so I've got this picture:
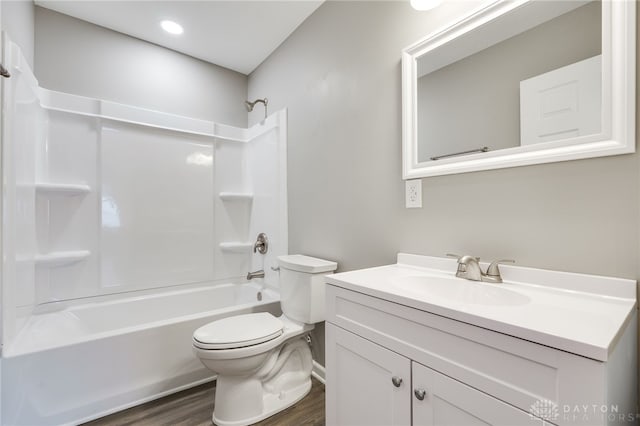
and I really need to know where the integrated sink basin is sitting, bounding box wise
[391,275,531,306]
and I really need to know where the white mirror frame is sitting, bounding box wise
[402,0,635,179]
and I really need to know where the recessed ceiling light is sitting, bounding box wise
[410,0,442,11]
[160,20,183,35]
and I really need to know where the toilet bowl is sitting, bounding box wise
[193,254,337,426]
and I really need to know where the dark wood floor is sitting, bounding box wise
[84,378,325,426]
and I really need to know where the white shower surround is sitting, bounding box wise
[1,35,288,425]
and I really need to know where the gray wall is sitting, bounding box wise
[418,2,601,160]
[248,1,639,365]
[2,0,35,69]
[34,7,247,126]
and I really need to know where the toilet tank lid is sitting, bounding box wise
[278,254,337,273]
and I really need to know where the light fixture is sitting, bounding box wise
[410,0,442,11]
[160,20,183,35]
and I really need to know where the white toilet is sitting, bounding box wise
[192,254,337,426]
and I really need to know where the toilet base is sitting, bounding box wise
[209,337,314,426]
[212,378,311,426]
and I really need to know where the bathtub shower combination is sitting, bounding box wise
[1,36,288,425]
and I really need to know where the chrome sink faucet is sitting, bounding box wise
[454,255,484,281]
[447,254,514,284]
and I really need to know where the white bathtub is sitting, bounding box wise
[1,282,281,426]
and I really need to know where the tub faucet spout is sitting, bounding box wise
[247,270,265,280]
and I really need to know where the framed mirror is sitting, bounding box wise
[402,0,635,179]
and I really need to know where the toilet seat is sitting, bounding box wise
[193,312,283,350]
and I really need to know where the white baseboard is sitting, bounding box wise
[311,360,325,385]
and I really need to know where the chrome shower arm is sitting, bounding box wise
[245,98,268,120]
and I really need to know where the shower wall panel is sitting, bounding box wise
[35,110,99,304]
[1,36,40,348]
[11,73,38,310]
[100,123,215,292]
[247,115,288,287]
[214,140,251,280]
[29,97,287,304]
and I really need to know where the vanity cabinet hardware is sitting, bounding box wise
[413,389,426,401]
[391,376,403,387]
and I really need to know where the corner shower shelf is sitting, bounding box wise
[219,242,253,253]
[219,192,254,202]
[36,182,91,196]
[35,250,91,268]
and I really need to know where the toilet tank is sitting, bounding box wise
[278,255,338,324]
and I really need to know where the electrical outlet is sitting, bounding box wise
[405,179,422,208]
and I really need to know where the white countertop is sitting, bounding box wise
[325,253,637,362]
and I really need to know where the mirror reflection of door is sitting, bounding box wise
[520,55,601,146]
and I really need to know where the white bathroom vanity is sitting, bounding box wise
[325,254,637,426]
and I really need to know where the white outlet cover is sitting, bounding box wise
[405,179,422,208]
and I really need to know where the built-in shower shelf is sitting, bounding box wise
[219,242,253,253]
[35,250,90,267]
[36,182,91,196]
[219,192,254,202]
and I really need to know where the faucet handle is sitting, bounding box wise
[447,254,469,271]
[486,259,515,279]
[253,233,269,254]
[448,253,481,263]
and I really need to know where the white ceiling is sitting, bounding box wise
[35,0,323,75]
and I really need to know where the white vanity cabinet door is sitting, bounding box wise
[412,362,545,426]
[326,323,412,426]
